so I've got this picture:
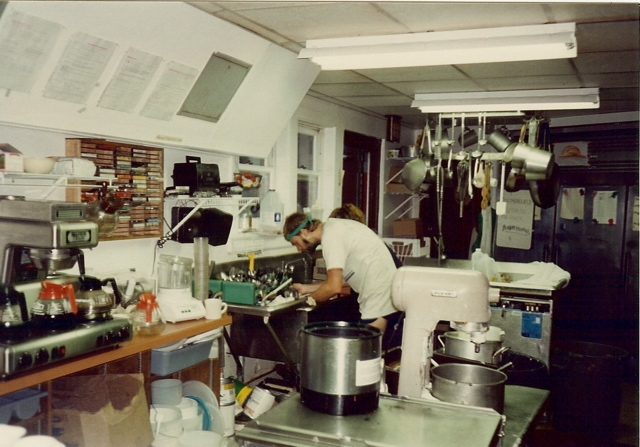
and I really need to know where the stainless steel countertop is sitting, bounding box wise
[235,385,549,447]
[227,297,310,317]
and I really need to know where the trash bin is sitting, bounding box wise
[551,341,628,438]
[500,350,549,390]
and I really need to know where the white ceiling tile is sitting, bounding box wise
[231,3,407,42]
[575,51,639,74]
[377,2,550,32]
[577,21,640,52]
[480,75,582,90]
[314,71,374,84]
[310,82,402,97]
[336,95,413,107]
[387,79,483,95]
[359,66,467,83]
[582,73,640,89]
[188,1,639,125]
[458,59,576,79]
[548,3,638,23]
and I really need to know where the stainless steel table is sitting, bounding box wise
[235,385,549,447]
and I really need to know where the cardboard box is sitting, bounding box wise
[393,218,423,239]
[0,143,24,172]
[385,183,414,194]
[51,374,153,447]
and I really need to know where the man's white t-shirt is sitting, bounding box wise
[321,218,399,320]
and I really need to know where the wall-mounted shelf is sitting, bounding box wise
[65,138,164,241]
[165,196,259,216]
[0,172,116,200]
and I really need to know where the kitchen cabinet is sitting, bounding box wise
[2,316,231,436]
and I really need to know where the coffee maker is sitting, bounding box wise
[0,197,135,379]
[0,196,99,284]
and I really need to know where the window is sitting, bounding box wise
[297,126,321,213]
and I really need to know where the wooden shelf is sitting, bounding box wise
[0,315,231,396]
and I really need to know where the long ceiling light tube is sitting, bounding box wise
[412,88,600,113]
[298,23,576,70]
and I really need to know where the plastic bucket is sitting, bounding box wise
[551,341,628,437]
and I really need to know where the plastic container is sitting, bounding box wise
[0,388,48,422]
[151,379,183,406]
[149,405,183,437]
[259,189,284,232]
[178,430,222,447]
[551,341,628,438]
[151,339,214,376]
[311,200,323,221]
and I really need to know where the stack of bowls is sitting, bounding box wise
[176,397,203,432]
[150,405,182,437]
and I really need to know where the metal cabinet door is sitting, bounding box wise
[553,185,627,342]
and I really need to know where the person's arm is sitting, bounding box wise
[292,268,345,303]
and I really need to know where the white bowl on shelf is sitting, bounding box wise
[23,158,55,174]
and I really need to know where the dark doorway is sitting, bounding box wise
[343,131,381,231]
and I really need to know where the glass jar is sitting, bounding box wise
[132,293,165,336]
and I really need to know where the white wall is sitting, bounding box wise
[0,92,413,283]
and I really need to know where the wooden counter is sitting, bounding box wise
[1,315,232,396]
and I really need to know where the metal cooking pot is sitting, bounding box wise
[431,363,507,413]
[399,145,419,158]
[300,321,382,416]
[439,326,509,365]
[529,162,560,209]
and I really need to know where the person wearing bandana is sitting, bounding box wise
[283,212,402,351]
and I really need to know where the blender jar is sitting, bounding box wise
[157,255,193,289]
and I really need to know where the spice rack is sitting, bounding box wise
[65,138,164,240]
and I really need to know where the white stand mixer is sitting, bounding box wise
[391,266,500,398]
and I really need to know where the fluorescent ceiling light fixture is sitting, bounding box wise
[298,23,576,70]
[412,88,600,113]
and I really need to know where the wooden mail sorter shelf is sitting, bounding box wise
[65,138,164,240]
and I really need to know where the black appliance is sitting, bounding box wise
[172,156,220,196]
[170,207,233,246]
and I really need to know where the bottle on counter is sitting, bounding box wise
[311,199,323,221]
[260,189,284,232]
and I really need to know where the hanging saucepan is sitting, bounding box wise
[529,122,560,208]
[486,127,513,152]
[530,162,560,208]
